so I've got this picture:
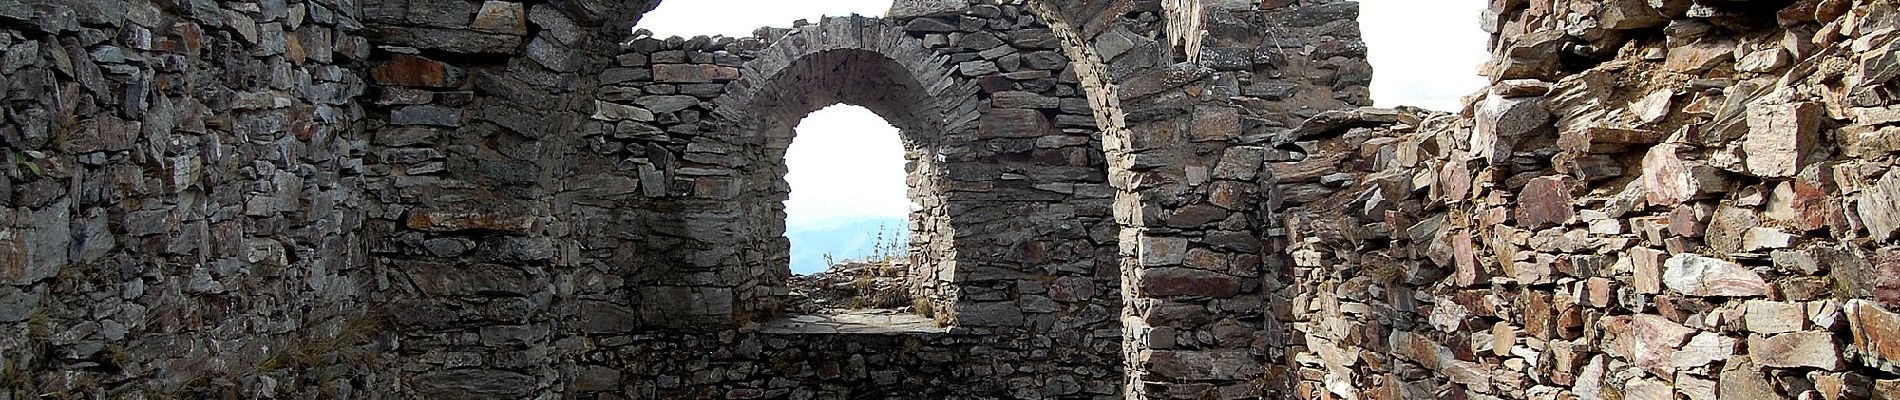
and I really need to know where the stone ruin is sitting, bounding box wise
[0,0,1898,398]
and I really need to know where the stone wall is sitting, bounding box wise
[0,0,387,396]
[1268,0,1900,398]
[1024,0,1374,397]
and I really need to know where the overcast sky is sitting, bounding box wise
[635,0,1489,228]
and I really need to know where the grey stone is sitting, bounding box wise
[480,237,555,264]
[390,105,463,126]
[902,17,958,33]
[954,301,1024,327]
[958,60,999,76]
[423,238,475,257]
[992,91,1059,109]
[888,0,968,19]
[412,370,535,399]
[635,95,698,114]
[592,101,655,122]
[576,300,638,333]
[524,37,577,72]
[409,263,538,296]
[639,287,731,328]
[0,286,39,323]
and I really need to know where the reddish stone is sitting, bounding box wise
[373,54,462,88]
[1557,126,1664,154]
[1585,277,1614,307]
[1846,300,1900,372]
[1644,143,1726,205]
[1750,331,1844,370]
[406,211,535,233]
[979,108,1054,138]
[1440,159,1473,202]
[1525,291,1555,340]
[1478,207,1510,227]
[1744,102,1822,177]
[1452,230,1486,287]
[1631,247,1666,294]
[1668,204,1709,238]
[1517,175,1576,229]
[1140,268,1241,298]
[1631,314,1695,377]
[1878,249,1900,307]
[1190,107,1240,142]
[1789,180,1834,231]
[1557,305,1586,340]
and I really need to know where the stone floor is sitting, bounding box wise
[759,310,945,334]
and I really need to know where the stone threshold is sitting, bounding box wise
[758,309,946,334]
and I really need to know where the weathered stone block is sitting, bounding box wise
[1599,0,1668,29]
[3,202,69,286]
[1859,172,1900,242]
[1744,102,1821,178]
[1138,235,1188,267]
[1144,350,1260,381]
[412,369,534,399]
[639,286,732,328]
[1750,331,1844,370]
[470,1,527,35]
[390,104,464,126]
[979,108,1054,138]
[1140,268,1241,298]
[1846,300,1900,373]
[1472,95,1550,164]
[1644,143,1727,205]
[954,300,1024,327]
[407,262,538,296]
[1517,175,1575,229]
[592,101,654,122]
[407,210,535,233]
[1662,253,1769,297]
[888,0,968,19]
[1744,300,1806,334]
[0,285,39,323]
[652,64,739,83]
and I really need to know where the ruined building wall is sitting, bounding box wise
[1025,0,1374,397]
[1272,0,1900,399]
[0,0,392,396]
[0,0,1419,398]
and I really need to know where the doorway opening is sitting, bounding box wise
[780,105,918,316]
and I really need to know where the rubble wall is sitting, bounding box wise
[1273,0,1900,398]
[1025,0,1374,397]
[0,0,390,396]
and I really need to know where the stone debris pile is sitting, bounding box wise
[1273,0,1900,398]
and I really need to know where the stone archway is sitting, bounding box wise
[705,17,984,325]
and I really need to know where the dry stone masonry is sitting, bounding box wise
[1,0,1896,399]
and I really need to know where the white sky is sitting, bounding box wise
[1358,0,1490,111]
[780,105,911,227]
[635,0,1489,227]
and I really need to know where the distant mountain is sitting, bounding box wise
[786,216,907,275]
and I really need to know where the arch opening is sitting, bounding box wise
[724,47,963,330]
[780,105,917,315]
